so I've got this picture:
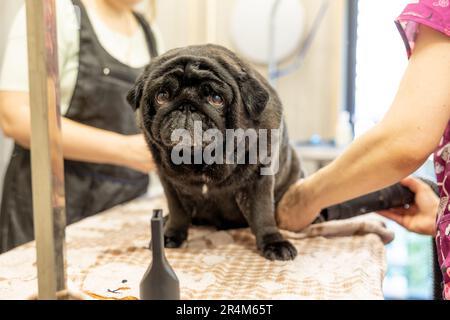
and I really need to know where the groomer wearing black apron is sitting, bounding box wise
[0,0,158,253]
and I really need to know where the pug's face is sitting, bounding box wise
[134,58,231,149]
[127,45,274,181]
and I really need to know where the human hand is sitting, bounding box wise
[118,134,155,173]
[276,179,322,232]
[377,177,439,236]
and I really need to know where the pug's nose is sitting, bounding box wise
[178,104,196,112]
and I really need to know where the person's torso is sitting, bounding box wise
[67,0,156,129]
[57,0,156,114]
[433,121,450,299]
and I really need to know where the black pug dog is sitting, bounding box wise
[127,44,303,261]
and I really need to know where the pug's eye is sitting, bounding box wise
[155,90,170,105]
[207,94,224,107]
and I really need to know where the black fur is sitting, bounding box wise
[128,44,303,260]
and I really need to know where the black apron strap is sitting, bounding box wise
[133,12,159,58]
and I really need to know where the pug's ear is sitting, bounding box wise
[239,76,269,119]
[127,75,146,111]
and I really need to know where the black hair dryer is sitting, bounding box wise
[318,178,439,222]
[140,209,180,300]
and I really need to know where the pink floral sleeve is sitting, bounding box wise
[395,0,450,57]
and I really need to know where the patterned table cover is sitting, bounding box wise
[0,194,393,300]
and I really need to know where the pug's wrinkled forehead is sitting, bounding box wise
[152,56,235,103]
[147,47,246,102]
[153,44,247,79]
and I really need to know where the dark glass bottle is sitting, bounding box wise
[140,209,180,300]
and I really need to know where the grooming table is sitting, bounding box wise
[0,194,393,300]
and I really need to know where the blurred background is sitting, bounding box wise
[0,0,435,299]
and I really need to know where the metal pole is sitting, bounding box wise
[25,0,67,300]
[343,0,358,134]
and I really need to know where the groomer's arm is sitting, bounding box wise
[277,25,450,231]
[0,91,153,173]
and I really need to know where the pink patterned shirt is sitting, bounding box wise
[396,0,450,300]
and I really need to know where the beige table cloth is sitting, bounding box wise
[0,194,393,300]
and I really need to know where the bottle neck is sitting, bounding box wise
[151,219,165,261]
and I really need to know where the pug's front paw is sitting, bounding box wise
[163,229,187,248]
[262,239,297,261]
